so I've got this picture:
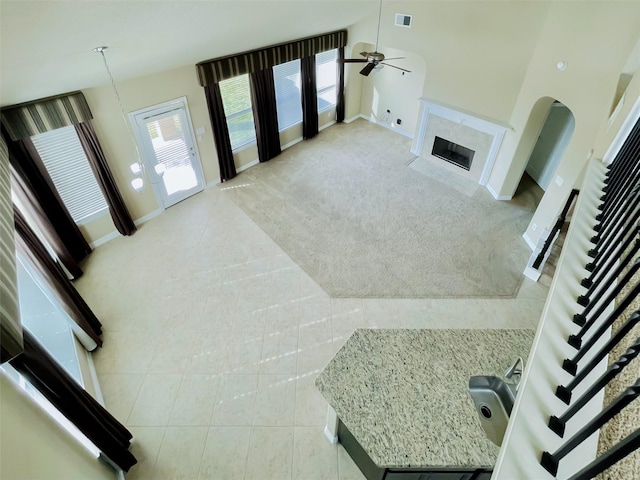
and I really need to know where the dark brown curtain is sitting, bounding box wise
[14,208,102,348]
[336,47,346,123]
[204,84,237,182]
[74,122,136,236]
[0,133,22,364]
[9,329,136,471]
[250,69,281,163]
[301,55,319,140]
[2,127,90,278]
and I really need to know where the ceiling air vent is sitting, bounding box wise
[395,13,412,28]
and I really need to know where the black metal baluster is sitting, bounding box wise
[599,121,640,216]
[597,159,640,215]
[567,428,640,480]
[587,204,640,261]
[599,123,640,202]
[557,311,640,403]
[606,140,638,178]
[592,184,640,240]
[598,157,640,213]
[581,231,640,290]
[571,259,640,338]
[585,222,640,274]
[566,282,640,354]
[542,378,640,476]
[549,338,640,436]
[586,207,640,272]
[580,237,640,304]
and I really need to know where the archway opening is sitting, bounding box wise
[512,98,575,210]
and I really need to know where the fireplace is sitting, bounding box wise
[431,136,475,171]
[411,100,508,190]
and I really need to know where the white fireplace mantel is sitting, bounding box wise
[411,99,509,187]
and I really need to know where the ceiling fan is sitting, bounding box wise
[340,0,411,77]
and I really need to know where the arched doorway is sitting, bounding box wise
[525,101,575,191]
[513,98,575,208]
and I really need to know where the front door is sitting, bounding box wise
[131,98,205,208]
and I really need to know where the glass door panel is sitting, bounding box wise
[133,100,205,209]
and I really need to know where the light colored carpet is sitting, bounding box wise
[220,119,542,298]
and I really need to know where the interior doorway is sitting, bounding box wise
[131,97,205,209]
[524,101,575,191]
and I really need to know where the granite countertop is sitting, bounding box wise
[315,329,534,469]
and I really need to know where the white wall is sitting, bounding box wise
[0,374,116,480]
[355,42,425,137]
[347,1,549,126]
[488,1,640,245]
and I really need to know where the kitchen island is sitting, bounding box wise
[315,329,534,480]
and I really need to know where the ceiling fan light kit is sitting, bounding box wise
[339,0,412,77]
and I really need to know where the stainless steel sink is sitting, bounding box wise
[468,376,516,447]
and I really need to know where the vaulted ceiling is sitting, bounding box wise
[0,0,377,107]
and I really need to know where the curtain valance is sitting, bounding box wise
[196,29,347,86]
[1,91,93,141]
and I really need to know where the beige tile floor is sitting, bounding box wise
[75,186,549,480]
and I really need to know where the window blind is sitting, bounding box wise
[273,60,302,131]
[316,49,338,112]
[219,74,257,150]
[31,126,108,224]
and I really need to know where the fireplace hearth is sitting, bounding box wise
[431,136,475,171]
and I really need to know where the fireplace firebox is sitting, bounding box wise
[431,136,475,171]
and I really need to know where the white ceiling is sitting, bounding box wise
[0,0,378,107]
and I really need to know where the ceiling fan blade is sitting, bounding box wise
[381,57,405,61]
[340,58,369,63]
[359,63,376,76]
[359,51,369,57]
[380,63,412,73]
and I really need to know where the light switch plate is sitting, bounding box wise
[196,127,205,135]
[555,176,563,186]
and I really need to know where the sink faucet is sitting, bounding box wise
[505,357,524,391]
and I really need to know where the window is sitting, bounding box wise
[0,253,99,458]
[31,126,108,224]
[219,74,257,150]
[316,49,338,112]
[273,60,302,130]
[16,255,83,384]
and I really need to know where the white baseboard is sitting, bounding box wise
[324,425,338,444]
[344,114,367,124]
[89,230,120,249]
[486,183,512,200]
[281,136,304,150]
[319,120,337,132]
[134,208,163,226]
[237,158,259,173]
[523,265,542,281]
[522,232,537,250]
[364,115,414,139]
[89,208,161,248]
[206,178,221,189]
